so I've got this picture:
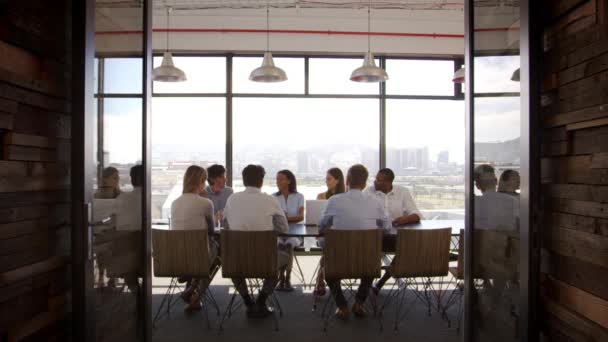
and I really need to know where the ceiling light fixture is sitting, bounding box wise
[249,4,287,82]
[452,66,465,83]
[152,6,187,82]
[350,0,388,83]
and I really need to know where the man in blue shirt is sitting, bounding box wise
[318,164,389,320]
[205,164,233,226]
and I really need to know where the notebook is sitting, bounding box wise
[305,200,327,226]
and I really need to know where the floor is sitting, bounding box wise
[151,255,462,342]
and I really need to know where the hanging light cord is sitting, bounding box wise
[166,6,171,52]
[266,3,270,52]
[367,0,371,53]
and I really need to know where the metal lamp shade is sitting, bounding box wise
[452,67,465,83]
[350,52,388,83]
[249,52,287,83]
[511,68,520,82]
[152,52,187,82]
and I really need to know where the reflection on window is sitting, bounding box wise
[153,57,226,93]
[150,98,226,220]
[233,98,379,198]
[386,60,454,96]
[474,55,520,93]
[233,57,304,94]
[103,58,143,94]
[309,58,379,95]
[386,100,465,218]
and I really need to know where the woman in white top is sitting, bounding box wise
[273,169,304,292]
[170,165,217,313]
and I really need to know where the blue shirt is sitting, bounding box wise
[273,192,305,219]
[318,189,390,232]
[205,185,233,213]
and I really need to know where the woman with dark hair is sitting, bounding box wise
[316,167,345,200]
[498,169,520,196]
[313,167,346,296]
[273,169,304,292]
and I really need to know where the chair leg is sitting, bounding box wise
[293,254,306,286]
[152,277,176,328]
[219,290,238,332]
[271,292,284,317]
[309,259,321,290]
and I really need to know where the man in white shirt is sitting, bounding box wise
[366,168,423,293]
[223,164,289,318]
[318,164,389,320]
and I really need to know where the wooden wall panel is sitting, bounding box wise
[0,0,71,340]
[542,0,608,340]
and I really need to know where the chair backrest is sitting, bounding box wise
[323,229,383,280]
[455,229,464,279]
[392,228,451,278]
[152,229,210,278]
[473,228,519,281]
[220,230,278,279]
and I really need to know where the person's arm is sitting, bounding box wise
[316,192,325,200]
[376,201,391,231]
[271,200,289,233]
[204,201,215,236]
[318,198,335,233]
[221,200,230,229]
[287,194,305,222]
[392,189,422,226]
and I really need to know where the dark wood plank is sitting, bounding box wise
[0,219,48,240]
[0,256,64,287]
[541,155,608,184]
[0,206,48,224]
[544,276,608,329]
[0,191,69,209]
[0,112,13,130]
[0,160,27,177]
[551,198,608,220]
[0,231,48,256]
[544,302,608,342]
[0,97,18,114]
[552,212,598,234]
[4,145,56,162]
[559,52,608,86]
[544,103,608,127]
[0,175,70,193]
[547,0,594,20]
[0,245,48,273]
[12,104,70,139]
[548,225,608,268]
[7,310,67,342]
[3,132,56,148]
[546,184,608,203]
[547,252,608,300]
[571,124,608,154]
[568,38,608,66]
[542,141,570,156]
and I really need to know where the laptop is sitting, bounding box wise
[305,200,327,226]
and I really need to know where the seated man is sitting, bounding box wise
[205,164,233,226]
[222,164,289,318]
[318,164,389,320]
[365,168,423,292]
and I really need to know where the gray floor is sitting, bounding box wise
[151,256,462,342]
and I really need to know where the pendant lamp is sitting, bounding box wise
[452,67,465,83]
[350,0,388,83]
[511,68,520,82]
[249,5,287,82]
[152,7,186,82]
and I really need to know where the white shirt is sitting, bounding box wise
[223,187,289,233]
[115,187,142,231]
[318,189,390,232]
[365,185,423,222]
[170,193,214,231]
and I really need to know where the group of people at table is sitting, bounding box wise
[167,163,422,320]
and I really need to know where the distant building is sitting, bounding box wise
[438,150,449,165]
[297,151,310,173]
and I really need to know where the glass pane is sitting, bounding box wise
[309,58,379,95]
[474,55,520,93]
[386,100,465,219]
[233,56,304,94]
[151,97,226,221]
[94,58,99,93]
[472,1,521,341]
[233,98,379,197]
[103,58,143,94]
[102,98,143,168]
[153,56,226,93]
[386,60,454,96]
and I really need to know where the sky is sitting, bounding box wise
[96,55,520,166]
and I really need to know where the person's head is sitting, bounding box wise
[498,169,520,193]
[474,164,497,193]
[374,168,395,193]
[207,164,227,188]
[346,164,369,190]
[101,167,119,189]
[183,165,207,194]
[130,165,144,188]
[325,167,345,198]
[276,169,297,194]
[242,164,265,188]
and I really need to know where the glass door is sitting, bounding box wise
[465,0,538,341]
[72,0,152,340]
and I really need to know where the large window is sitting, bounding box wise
[233,98,379,197]
[386,100,465,218]
[95,55,464,221]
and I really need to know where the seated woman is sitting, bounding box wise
[273,169,304,292]
[170,165,218,313]
[94,166,121,289]
[314,168,345,296]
